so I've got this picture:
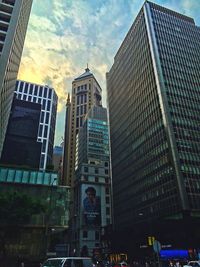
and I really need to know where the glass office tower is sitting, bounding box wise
[107,1,200,255]
[15,80,58,170]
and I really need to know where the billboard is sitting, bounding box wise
[81,184,101,227]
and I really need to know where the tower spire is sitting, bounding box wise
[85,63,90,72]
[66,93,70,105]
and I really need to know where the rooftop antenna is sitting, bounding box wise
[85,62,89,72]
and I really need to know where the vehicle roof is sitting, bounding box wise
[47,257,92,260]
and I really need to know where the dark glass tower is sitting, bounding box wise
[1,98,42,168]
[107,1,200,256]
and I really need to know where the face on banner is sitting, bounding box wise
[82,185,101,227]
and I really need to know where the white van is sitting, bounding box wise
[42,257,94,267]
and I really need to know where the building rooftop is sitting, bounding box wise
[74,67,94,81]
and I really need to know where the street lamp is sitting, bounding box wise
[44,177,57,256]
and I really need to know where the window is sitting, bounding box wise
[106,207,110,215]
[105,187,109,194]
[48,89,52,99]
[95,231,99,240]
[43,87,47,97]
[29,84,33,94]
[106,196,110,204]
[105,162,109,167]
[105,169,109,174]
[24,83,28,93]
[83,231,88,238]
[84,167,88,172]
[47,100,51,111]
[95,168,98,174]
[38,86,42,96]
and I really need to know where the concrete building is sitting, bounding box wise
[63,67,102,186]
[0,0,33,157]
[15,80,58,171]
[107,1,200,258]
[71,106,112,257]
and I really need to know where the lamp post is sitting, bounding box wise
[44,177,57,257]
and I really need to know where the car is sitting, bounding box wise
[41,257,94,267]
[183,261,200,267]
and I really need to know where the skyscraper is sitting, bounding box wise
[107,1,200,255]
[63,67,102,186]
[0,0,33,157]
[72,106,112,256]
[15,80,58,170]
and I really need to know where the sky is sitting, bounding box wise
[18,0,200,146]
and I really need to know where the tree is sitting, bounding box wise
[0,191,46,259]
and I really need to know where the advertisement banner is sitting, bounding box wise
[81,184,101,227]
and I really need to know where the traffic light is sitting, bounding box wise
[148,236,155,246]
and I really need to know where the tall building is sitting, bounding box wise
[0,0,33,157]
[1,98,42,168]
[71,106,112,257]
[107,1,200,256]
[63,67,102,186]
[62,94,71,185]
[15,80,58,170]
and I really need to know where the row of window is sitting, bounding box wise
[16,81,52,99]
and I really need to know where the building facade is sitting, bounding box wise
[0,165,70,259]
[1,98,42,169]
[71,106,112,257]
[63,67,102,186]
[15,80,58,170]
[0,0,33,157]
[107,1,200,256]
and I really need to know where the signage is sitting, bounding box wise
[153,240,161,253]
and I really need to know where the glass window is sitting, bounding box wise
[42,140,46,152]
[28,96,32,101]
[84,167,88,172]
[29,84,33,94]
[83,231,88,238]
[44,126,48,137]
[77,95,80,105]
[48,89,52,99]
[95,231,99,240]
[38,125,43,137]
[47,100,51,111]
[22,171,29,183]
[43,99,46,109]
[19,81,24,91]
[36,172,43,184]
[34,85,38,96]
[7,169,15,182]
[43,87,48,98]
[38,86,42,96]
[45,113,49,124]
[76,118,79,128]
[76,106,79,116]
[29,172,37,184]
[24,83,28,94]
[0,168,7,181]
[15,170,22,183]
